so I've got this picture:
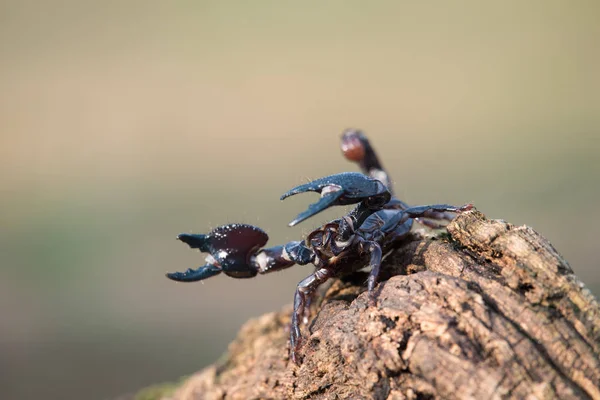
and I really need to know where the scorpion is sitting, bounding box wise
[166,129,472,364]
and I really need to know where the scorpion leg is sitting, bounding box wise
[417,210,456,224]
[360,240,383,306]
[380,203,472,234]
[402,204,473,220]
[377,203,472,235]
[303,290,315,325]
[414,218,448,230]
[290,268,333,365]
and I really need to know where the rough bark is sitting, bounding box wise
[161,211,600,400]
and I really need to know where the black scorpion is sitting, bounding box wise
[166,129,472,364]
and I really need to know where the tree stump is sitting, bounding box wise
[162,211,600,400]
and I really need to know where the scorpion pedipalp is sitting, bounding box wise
[166,224,269,281]
[281,172,391,226]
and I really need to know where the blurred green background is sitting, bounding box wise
[1,1,598,399]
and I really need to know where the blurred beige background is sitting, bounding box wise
[1,1,599,399]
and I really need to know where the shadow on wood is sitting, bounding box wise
[159,211,600,400]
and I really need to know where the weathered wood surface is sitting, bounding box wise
[163,211,600,400]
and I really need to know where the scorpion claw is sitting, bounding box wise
[166,264,221,282]
[281,172,391,226]
[287,190,344,226]
[177,233,210,250]
[167,224,269,281]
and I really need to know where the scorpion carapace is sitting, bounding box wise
[167,129,473,364]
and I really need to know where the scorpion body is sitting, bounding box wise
[167,130,472,364]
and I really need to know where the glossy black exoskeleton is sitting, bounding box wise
[166,129,473,364]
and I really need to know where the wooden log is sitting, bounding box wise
[162,211,600,400]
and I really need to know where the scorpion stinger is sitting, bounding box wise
[281,172,391,226]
